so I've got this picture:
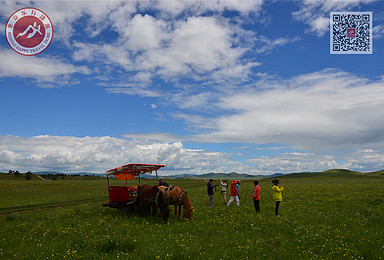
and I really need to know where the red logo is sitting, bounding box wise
[5,7,53,56]
[347,28,356,38]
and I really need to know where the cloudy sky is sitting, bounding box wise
[1,0,384,175]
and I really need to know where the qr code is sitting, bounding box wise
[330,12,372,54]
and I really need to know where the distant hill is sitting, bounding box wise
[30,171,270,179]
[4,168,380,180]
[321,169,365,177]
[181,172,264,180]
[279,169,382,178]
[269,173,284,178]
[33,171,63,175]
[33,171,102,176]
[366,170,384,177]
[165,169,383,179]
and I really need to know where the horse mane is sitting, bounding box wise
[181,191,192,209]
[171,186,192,210]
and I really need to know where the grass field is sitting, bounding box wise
[1,173,383,259]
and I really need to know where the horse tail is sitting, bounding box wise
[156,189,170,220]
[155,189,160,206]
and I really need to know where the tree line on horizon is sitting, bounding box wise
[5,170,96,181]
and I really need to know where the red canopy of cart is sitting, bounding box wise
[106,163,165,180]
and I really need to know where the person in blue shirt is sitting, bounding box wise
[207,179,218,207]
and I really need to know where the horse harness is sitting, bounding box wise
[165,185,175,199]
[164,186,187,206]
[141,187,164,207]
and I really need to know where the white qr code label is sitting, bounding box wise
[330,12,372,54]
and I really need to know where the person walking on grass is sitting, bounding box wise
[220,179,228,204]
[272,179,285,216]
[207,179,218,207]
[227,180,240,207]
[252,180,260,212]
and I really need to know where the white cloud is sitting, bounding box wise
[0,0,294,93]
[255,146,288,151]
[1,1,383,176]
[0,48,90,84]
[246,152,350,175]
[0,135,234,175]
[136,16,253,79]
[166,17,243,73]
[43,1,130,44]
[123,132,182,143]
[173,92,214,109]
[234,146,249,149]
[373,24,384,39]
[2,134,383,175]
[122,14,167,52]
[71,14,260,93]
[102,81,162,97]
[140,0,264,17]
[293,0,375,36]
[245,149,384,175]
[0,0,131,45]
[172,113,216,131]
[347,149,384,170]
[166,69,384,152]
[255,36,301,54]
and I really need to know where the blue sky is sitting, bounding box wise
[1,0,384,175]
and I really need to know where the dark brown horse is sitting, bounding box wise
[158,185,194,220]
[137,184,169,223]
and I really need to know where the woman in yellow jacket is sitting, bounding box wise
[272,179,285,216]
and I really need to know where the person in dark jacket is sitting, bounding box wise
[158,177,169,187]
[207,179,218,207]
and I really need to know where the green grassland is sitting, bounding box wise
[1,172,383,259]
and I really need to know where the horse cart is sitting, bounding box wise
[102,163,170,223]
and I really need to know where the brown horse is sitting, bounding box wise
[158,185,194,220]
[137,184,169,223]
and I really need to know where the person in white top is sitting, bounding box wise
[220,180,228,204]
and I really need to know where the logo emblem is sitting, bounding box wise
[347,28,356,38]
[5,7,53,56]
